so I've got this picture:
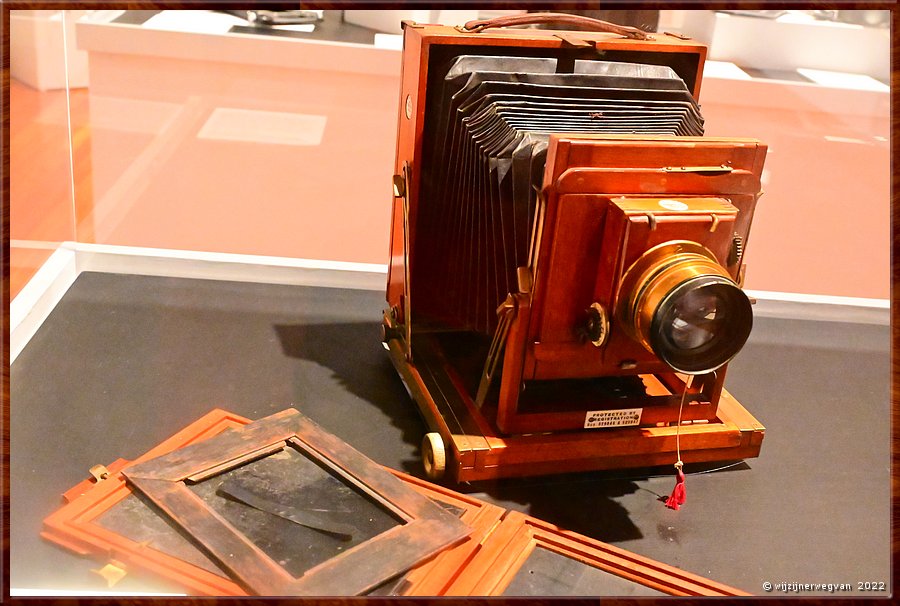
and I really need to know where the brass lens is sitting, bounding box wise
[619,242,752,374]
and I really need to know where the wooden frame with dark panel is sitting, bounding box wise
[42,409,249,596]
[121,408,471,596]
[43,410,505,596]
[446,509,749,596]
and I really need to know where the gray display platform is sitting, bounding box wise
[9,272,891,596]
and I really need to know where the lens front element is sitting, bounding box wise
[651,276,752,373]
[618,241,752,374]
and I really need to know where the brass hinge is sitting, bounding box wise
[392,173,406,198]
[663,165,733,175]
[89,464,110,482]
[555,32,592,47]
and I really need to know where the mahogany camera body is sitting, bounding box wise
[382,15,767,483]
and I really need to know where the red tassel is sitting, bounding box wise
[665,462,686,510]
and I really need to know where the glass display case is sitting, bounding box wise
[6,8,891,598]
[10,9,889,303]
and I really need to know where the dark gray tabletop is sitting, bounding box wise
[9,272,891,596]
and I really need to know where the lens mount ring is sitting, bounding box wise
[617,240,752,374]
[617,241,721,341]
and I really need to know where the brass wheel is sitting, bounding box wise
[421,432,446,480]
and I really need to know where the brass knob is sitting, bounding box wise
[585,302,609,347]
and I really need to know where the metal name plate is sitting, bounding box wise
[584,408,643,429]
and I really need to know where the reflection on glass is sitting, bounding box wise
[9,10,79,299]
[668,288,723,351]
[67,9,399,265]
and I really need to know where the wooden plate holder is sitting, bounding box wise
[43,409,748,596]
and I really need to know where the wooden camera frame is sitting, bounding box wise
[382,16,766,483]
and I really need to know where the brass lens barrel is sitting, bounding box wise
[619,241,752,374]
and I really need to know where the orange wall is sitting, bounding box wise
[79,51,399,264]
[700,78,889,299]
[55,38,890,301]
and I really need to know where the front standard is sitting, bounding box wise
[382,13,767,482]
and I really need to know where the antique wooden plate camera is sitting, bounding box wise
[383,14,767,482]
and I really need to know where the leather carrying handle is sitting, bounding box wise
[463,12,652,40]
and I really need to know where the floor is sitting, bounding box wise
[9,272,891,595]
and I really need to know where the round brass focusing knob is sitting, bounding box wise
[585,302,609,347]
[618,241,752,374]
